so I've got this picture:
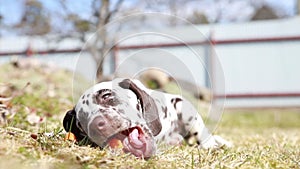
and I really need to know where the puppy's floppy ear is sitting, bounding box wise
[63,108,87,142]
[119,79,162,136]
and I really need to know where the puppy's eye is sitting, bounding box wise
[102,93,112,99]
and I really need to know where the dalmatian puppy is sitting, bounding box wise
[63,78,231,158]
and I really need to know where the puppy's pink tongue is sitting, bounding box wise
[122,128,155,158]
[128,129,144,148]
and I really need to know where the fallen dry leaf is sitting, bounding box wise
[30,133,38,140]
[26,113,44,125]
[65,132,76,141]
[108,138,123,149]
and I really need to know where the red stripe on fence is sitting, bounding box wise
[214,92,300,99]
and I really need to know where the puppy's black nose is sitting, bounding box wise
[91,116,107,130]
[97,120,106,127]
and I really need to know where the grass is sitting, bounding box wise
[0,63,300,169]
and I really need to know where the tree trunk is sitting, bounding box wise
[96,65,103,81]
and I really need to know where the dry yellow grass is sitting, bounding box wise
[0,63,299,169]
[1,119,299,169]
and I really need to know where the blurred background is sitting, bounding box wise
[0,0,300,109]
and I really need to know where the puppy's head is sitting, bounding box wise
[63,78,162,158]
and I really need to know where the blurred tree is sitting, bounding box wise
[142,0,192,26]
[251,5,279,20]
[298,0,300,15]
[15,0,51,35]
[59,0,125,80]
[187,11,209,24]
[0,14,2,36]
[66,14,91,33]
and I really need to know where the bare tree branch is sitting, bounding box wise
[109,0,125,18]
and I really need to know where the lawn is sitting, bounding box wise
[0,63,299,169]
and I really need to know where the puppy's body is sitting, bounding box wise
[63,78,230,158]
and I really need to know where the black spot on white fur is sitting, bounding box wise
[171,97,182,109]
[162,106,168,118]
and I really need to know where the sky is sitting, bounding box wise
[0,0,298,34]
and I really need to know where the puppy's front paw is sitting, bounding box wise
[214,135,233,148]
[200,135,232,149]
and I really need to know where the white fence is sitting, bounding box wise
[1,17,300,108]
[114,17,300,108]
